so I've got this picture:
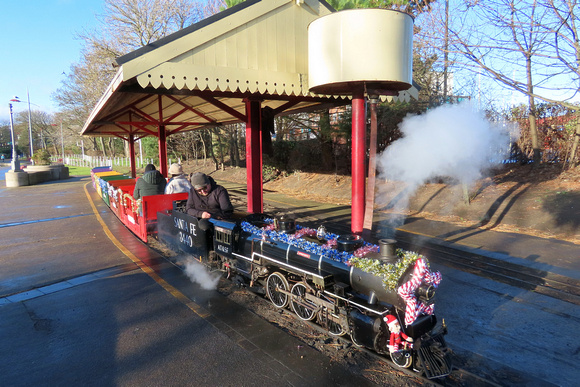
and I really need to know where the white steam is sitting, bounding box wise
[377,103,516,228]
[183,258,221,290]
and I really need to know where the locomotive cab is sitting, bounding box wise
[211,219,238,258]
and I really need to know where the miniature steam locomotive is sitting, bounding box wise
[157,203,452,379]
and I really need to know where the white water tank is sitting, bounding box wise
[308,9,414,95]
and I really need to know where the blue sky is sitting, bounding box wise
[0,0,104,122]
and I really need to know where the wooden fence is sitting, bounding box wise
[51,155,158,169]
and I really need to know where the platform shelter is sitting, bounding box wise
[81,0,417,233]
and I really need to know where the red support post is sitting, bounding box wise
[157,95,168,177]
[158,124,168,177]
[362,97,378,239]
[129,133,136,178]
[244,99,263,213]
[351,88,366,235]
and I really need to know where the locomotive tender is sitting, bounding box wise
[157,202,452,379]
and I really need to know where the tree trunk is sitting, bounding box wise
[99,137,107,157]
[200,131,207,165]
[124,140,130,157]
[320,110,334,170]
[261,107,274,157]
[89,138,98,153]
[229,129,237,167]
[275,117,287,141]
[107,138,115,157]
[526,57,541,166]
[209,130,219,170]
[569,116,580,168]
[215,128,225,166]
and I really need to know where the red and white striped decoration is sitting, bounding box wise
[397,258,442,326]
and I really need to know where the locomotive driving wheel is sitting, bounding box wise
[266,272,289,308]
[390,350,413,368]
[290,282,317,320]
[327,319,347,336]
[350,332,365,348]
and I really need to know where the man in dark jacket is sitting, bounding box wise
[133,164,167,200]
[186,172,233,219]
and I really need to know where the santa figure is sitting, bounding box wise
[384,314,413,353]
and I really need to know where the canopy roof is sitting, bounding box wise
[81,0,417,139]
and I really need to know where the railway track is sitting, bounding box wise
[392,231,580,306]
[290,207,580,307]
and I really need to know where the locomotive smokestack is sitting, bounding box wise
[379,239,398,264]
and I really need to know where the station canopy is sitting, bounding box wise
[81,0,417,141]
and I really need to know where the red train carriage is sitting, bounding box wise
[91,167,187,242]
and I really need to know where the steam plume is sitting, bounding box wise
[376,103,516,229]
[184,258,221,290]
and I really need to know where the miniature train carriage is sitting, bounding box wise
[157,208,452,379]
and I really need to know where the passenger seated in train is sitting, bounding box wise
[164,163,192,194]
[186,172,233,220]
[133,164,167,200]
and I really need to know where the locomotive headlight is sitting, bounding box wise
[416,284,435,302]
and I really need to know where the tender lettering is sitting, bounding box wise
[179,231,193,247]
[173,217,197,236]
[174,217,188,232]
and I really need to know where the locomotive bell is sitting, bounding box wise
[274,215,296,233]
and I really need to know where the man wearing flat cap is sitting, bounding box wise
[186,172,233,220]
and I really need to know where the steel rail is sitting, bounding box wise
[393,232,580,306]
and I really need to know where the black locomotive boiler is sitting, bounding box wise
[157,204,452,379]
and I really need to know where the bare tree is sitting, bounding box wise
[540,0,580,106]
[99,0,202,50]
[53,0,204,151]
[543,0,580,166]
[418,0,570,165]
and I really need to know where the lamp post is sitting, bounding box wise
[60,121,64,161]
[10,93,35,159]
[8,102,20,171]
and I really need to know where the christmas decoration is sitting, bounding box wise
[384,314,413,353]
[240,220,379,264]
[397,258,442,326]
[349,251,422,290]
